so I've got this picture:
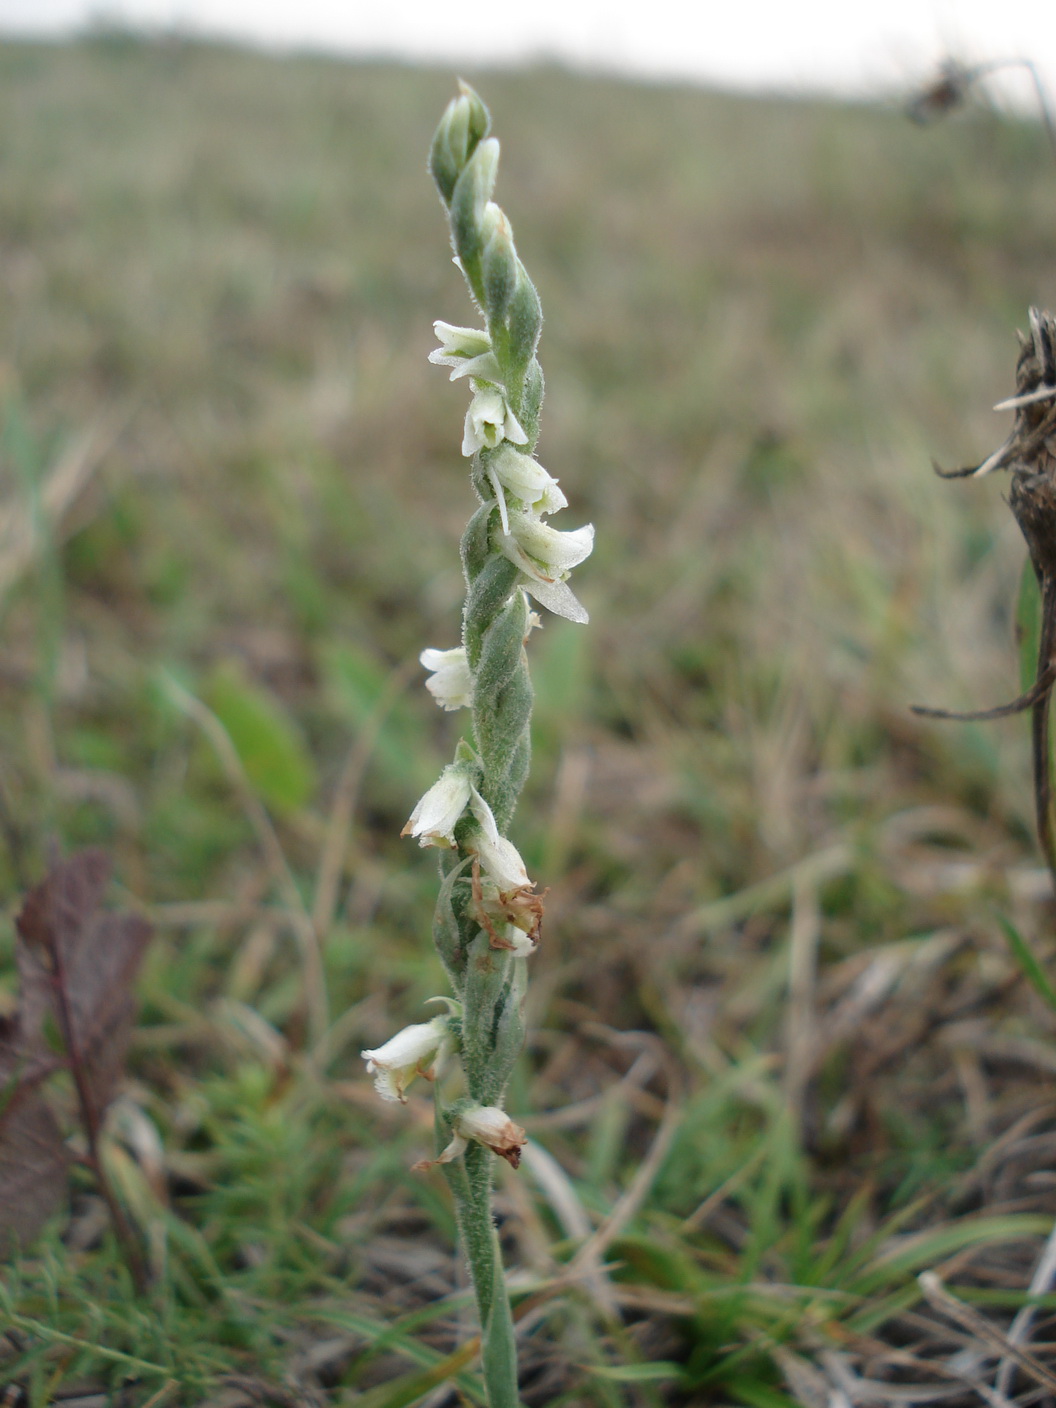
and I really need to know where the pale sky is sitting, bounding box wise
[1,0,1055,106]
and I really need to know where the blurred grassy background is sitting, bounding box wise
[3,32,1056,1406]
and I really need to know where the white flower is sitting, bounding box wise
[463,382,528,457]
[402,764,473,848]
[496,511,594,623]
[361,1009,456,1103]
[468,787,531,892]
[490,447,567,515]
[421,646,473,711]
[485,446,567,533]
[429,321,503,384]
[502,511,595,579]
[417,1103,528,1170]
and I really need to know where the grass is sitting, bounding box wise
[2,29,1056,1406]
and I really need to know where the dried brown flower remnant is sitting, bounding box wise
[906,56,1056,167]
[907,59,976,124]
[914,308,1056,886]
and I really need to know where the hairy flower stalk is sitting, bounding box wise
[363,85,591,1406]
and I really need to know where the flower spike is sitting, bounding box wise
[380,84,593,1405]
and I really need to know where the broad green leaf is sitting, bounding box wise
[206,661,316,816]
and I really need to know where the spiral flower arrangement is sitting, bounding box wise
[361,84,592,1405]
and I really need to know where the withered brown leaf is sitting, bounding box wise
[16,848,151,1112]
[0,849,152,1256]
[0,1026,69,1254]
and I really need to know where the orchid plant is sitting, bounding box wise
[361,84,592,1405]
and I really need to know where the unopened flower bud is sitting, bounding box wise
[429,85,491,204]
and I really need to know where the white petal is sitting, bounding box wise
[503,404,529,446]
[468,788,532,890]
[463,386,506,456]
[402,765,473,848]
[361,1018,445,1071]
[432,321,491,358]
[447,350,504,383]
[420,647,473,711]
[509,512,594,573]
[361,1015,449,1103]
[496,530,593,620]
[468,787,501,844]
[488,447,568,517]
[485,462,511,535]
[523,576,590,624]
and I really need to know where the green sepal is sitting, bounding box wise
[459,84,492,157]
[501,734,531,830]
[450,142,498,303]
[429,111,466,207]
[461,501,496,585]
[469,454,493,509]
[483,224,518,325]
[518,360,545,447]
[434,853,474,991]
[506,274,543,378]
[462,935,527,1106]
[477,665,533,829]
[464,555,521,668]
[476,589,529,702]
[474,594,533,821]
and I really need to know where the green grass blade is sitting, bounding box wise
[998,916,1056,1014]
